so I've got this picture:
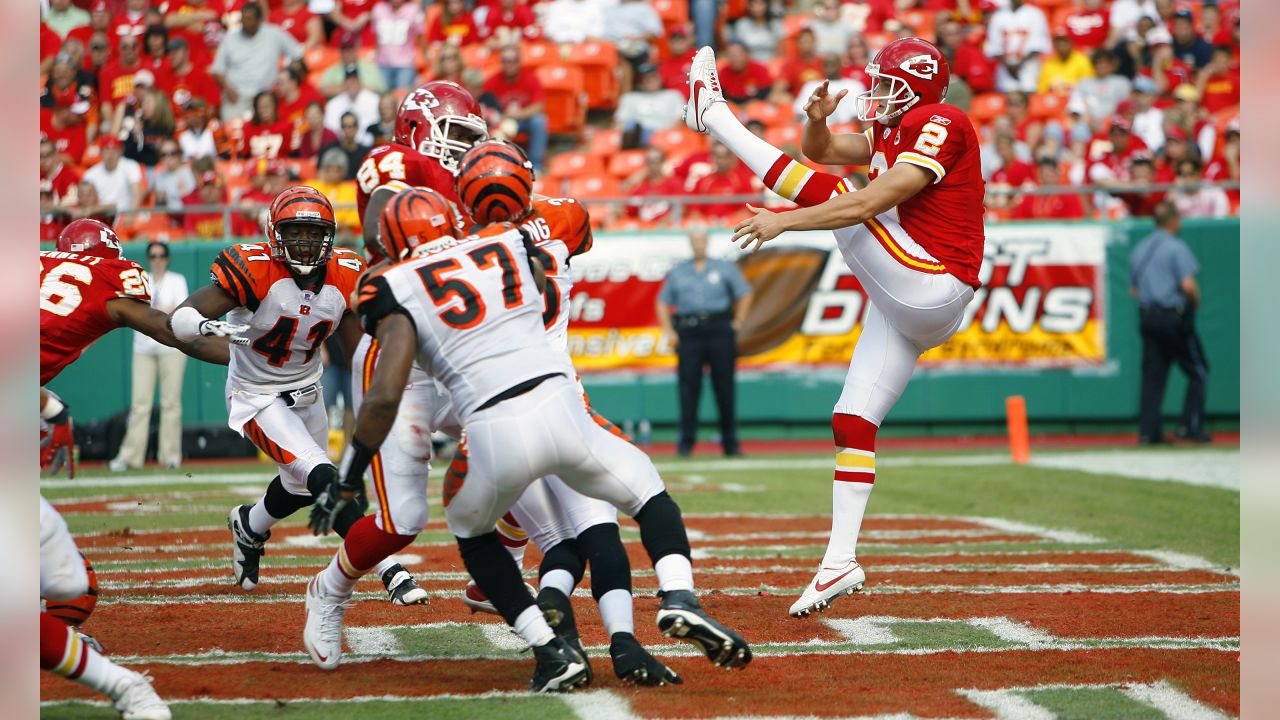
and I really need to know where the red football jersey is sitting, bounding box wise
[354,143,462,226]
[40,251,152,384]
[866,102,985,287]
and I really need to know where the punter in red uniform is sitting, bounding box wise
[685,38,986,617]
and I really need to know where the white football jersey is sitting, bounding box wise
[358,227,573,421]
[211,243,365,393]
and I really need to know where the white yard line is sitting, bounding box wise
[563,691,640,720]
[1121,681,1233,720]
[344,627,401,655]
[1029,450,1240,491]
[956,689,1057,720]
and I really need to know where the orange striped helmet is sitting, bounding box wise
[456,140,535,225]
[380,187,464,262]
[267,185,336,274]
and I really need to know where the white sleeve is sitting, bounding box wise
[1027,9,1052,54]
[984,15,1005,57]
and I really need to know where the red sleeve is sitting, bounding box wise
[896,105,969,184]
[523,72,544,104]
[519,6,541,39]
[426,17,445,43]
[102,259,153,304]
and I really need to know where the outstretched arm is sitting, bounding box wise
[108,297,234,365]
[167,284,249,349]
[731,163,933,252]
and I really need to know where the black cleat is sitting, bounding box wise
[529,635,591,693]
[609,631,682,686]
[656,589,752,669]
[228,505,268,591]
[381,563,429,605]
[537,587,592,685]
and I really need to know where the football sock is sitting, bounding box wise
[703,101,850,208]
[458,531,538,626]
[540,568,576,598]
[538,538,585,588]
[497,511,529,568]
[598,589,635,636]
[321,515,415,596]
[578,523,632,599]
[514,605,556,648]
[823,413,878,567]
[250,476,311,536]
[653,554,695,593]
[40,612,132,696]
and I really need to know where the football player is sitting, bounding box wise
[323,186,750,692]
[451,141,681,686]
[168,187,426,604]
[684,39,985,616]
[39,219,245,719]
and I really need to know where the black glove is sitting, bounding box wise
[308,439,375,535]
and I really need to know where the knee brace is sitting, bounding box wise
[458,532,536,626]
[633,491,691,562]
[538,538,584,584]
[263,475,314,520]
[578,523,632,600]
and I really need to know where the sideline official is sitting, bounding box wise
[1129,201,1210,444]
[657,227,753,456]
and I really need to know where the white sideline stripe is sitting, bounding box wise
[96,582,1241,605]
[822,618,899,645]
[956,689,1056,720]
[1136,550,1239,576]
[1029,450,1240,491]
[41,690,551,707]
[345,627,401,655]
[563,690,639,720]
[966,617,1056,647]
[963,516,1102,544]
[654,454,1010,472]
[480,624,528,651]
[1120,681,1233,720]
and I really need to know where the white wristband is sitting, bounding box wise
[41,395,65,421]
[170,306,209,342]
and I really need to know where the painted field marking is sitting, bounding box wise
[479,624,527,652]
[960,681,1234,720]
[1029,450,1239,491]
[562,690,639,720]
[962,517,1102,544]
[345,627,401,655]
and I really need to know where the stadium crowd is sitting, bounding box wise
[40,0,1240,241]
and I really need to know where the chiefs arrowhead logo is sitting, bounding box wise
[898,54,939,81]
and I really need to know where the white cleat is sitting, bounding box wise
[303,574,352,670]
[684,45,725,133]
[112,670,171,720]
[789,560,866,617]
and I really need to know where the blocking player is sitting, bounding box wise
[452,141,681,686]
[323,186,750,691]
[168,187,426,604]
[684,39,985,616]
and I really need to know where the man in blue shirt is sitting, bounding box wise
[1129,201,1209,444]
[657,227,754,456]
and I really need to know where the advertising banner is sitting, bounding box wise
[565,224,1108,373]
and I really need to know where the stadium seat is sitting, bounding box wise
[649,126,703,156]
[864,32,894,52]
[549,151,604,178]
[587,128,623,156]
[653,0,690,27]
[782,14,810,39]
[424,3,442,32]
[566,175,623,200]
[537,64,588,135]
[565,41,619,110]
[969,93,1008,125]
[1029,92,1070,121]
[460,44,499,77]
[743,100,793,129]
[765,124,803,149]
[900,9,935,38]
[608,150,647,178]
[521,41,562,69]
[304,46,339,76]
[532,174,564,197]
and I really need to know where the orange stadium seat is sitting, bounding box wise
[424,3,442,31]
[1029,92,1069,122]
[566,41,619,110]
[537,64,588,135]
[532,174,565,197]
[969,93,1008,125]
[608,150,647,178]
[899,9,935,38]
[864,32,894,52]
[766,124,803,149]
[649,126,702,156]
[548,151,604,178]
[653,0,690,27]
[304,46,339,75]
[783,14,810,38]
[588,128,623,156]
[743,100,792,129]
[460,44,499,76]
[566,175,623,199]
[521,41,561,69]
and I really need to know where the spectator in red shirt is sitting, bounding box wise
[773,28,824,100]
[161,36,220,114]
[427,0,480,48]
[717,41,773,104]
[987,133,1035,210]
[294,101,339,158]
[840,34,872,89]
[66,2,115,56]
[84,32,113,86]
[1062,0,1109,51]
[1119,153,1163,217]
[1012,157,1086,219]
[484,46,548,171]
[111,0,150,47]
[140,25,173,81]
[936,18,995,97]
[42,54,98,161]
[99,33,143,134]
[328,0,378,48]
[690,142,756,219]
[41,136,83,208]
[42,23,64,76]
[183,170,231,239]
[271,0,323,49]
[1196,45,1239,116]
[275,66,324,126]
[237,91,297,159]
[1155,125,1194,182]
[477,0,541,48]
[622,147,683,223]
[1203,119,1239,199]
[658,26,696,97]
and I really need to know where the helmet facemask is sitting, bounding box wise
[420,115,489,175]
[273,220,334,275]
[855,67,920,123]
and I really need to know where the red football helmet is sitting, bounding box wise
[393,81,489,175]
[56,219,123,259]
[456,140,536,225]
[855,37,950,124]
[380,187,465,261]
[266,186,336,275]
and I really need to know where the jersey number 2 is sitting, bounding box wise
[416,243,524,330]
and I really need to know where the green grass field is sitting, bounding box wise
[41,445,1239,719]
